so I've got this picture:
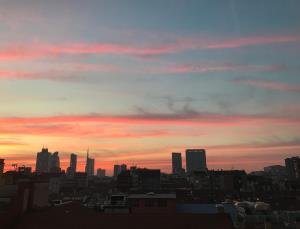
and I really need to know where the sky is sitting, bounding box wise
[0,0,300,175]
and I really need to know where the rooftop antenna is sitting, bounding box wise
[87,147,90,159]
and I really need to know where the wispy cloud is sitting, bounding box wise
[151,63,285,74]
[0,111,299,128]
[0,34,298,60]
[235,79,300,92]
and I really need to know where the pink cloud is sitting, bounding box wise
[205,35,299,49]
[0,112,299,128]
[236,79,300,92]
[153,63,285,74]
[0,34,298,60]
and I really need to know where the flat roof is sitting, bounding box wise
[128,194,176,199]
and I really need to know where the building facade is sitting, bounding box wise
[186,149,207,174]
[172,152,183,175]
[49,152,61,173]
[85,157,95,176]
[0,159,4,174]
[285,156,300,179]
[97,168,106,177]
[114,165,121,177]
[35,148,51,173]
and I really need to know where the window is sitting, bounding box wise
[158,199,167,207]
[130,199,139,207]
[144,199,155,207]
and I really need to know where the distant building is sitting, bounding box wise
[85,152,95,176]
[285,156,300,179]
[0,159,4,174]
[17,166,32,175]
[135,168,161,191]
[114,165,121,177]
[97,168,106,177]
[70,153,77,172]
[67,153,77,177]
[120,164,127,172]
[117,170,132,192]
[186,149,207,174]
[35,148,51,173]
[263,165,287,177]
[172,152,183,175]
[49,152,61,173]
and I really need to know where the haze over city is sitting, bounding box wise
[1,0,300,175]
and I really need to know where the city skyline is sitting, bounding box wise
[1,0,300,175]
[1,146,298,176]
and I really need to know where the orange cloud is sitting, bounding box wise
[0,112,299,127]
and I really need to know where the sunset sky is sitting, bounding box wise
[1,0,300,175]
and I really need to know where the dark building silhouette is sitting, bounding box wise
[49,152,61,173]
[117,170,132,192]
[114,165,121,177]
[35,148,51,173]
[17,166,32,175]
[0,159,4,174]
[186,149,207,174]
[285,156,300,179]
[120,164,127,172]
[85,152,94,177]
[97,168,106,177]
[67,153,77,177]
[70,153,77,172]
[135,168,161,191]
[172,152,183,175]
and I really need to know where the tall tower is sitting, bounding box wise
[70,153,77,172]
[172,152,183,174]
[185,149,207,174]
[85,149,95,176]
[49,152,61,173]
[36,147,51,173]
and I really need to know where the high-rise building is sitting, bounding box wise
[36,147,51,173]
[114,164,121,177]
[67,153,77,177]
[97,168,106,177]
[285,156,300,179]
[0,159,4,174]
[49,152,61,173]
[185,149,207,174]
[172,152,183,174]
[85,151,95,176]
[70,153,77,173]
[121,164,127,172]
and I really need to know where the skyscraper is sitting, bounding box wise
[120,164,127,172]
[0,159,4,174]
[172,152,183,174]
[285,156,300,179]
[185,149,207,174]
[70,153,77,173]
[49,151,61,173]
[66,153,77,177]
[114,164,121,177]
[36,147,51,173]
[85,151,95,176]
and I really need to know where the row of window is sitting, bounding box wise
[130,199,168,207]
